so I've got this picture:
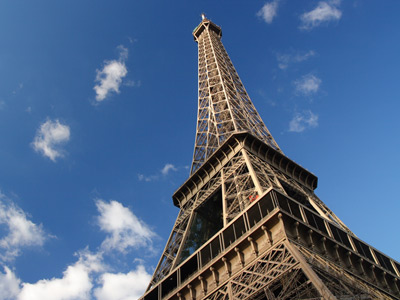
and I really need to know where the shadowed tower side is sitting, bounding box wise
[140,16,400,300]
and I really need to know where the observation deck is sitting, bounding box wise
[193,14,222,42]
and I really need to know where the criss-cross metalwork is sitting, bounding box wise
[139,16,400,300]
[191,16,280,174]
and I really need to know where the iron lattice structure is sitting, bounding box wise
[190,16,280,175]
[140,16,400,300]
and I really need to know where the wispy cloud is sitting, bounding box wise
[294,74,321,96]
[277,50,315,70]
[96,200,155,253]
[0,192,47,262]
[138,163,178,182]
[127,37,137,44]
[289,111,319,132]
[300,0,342,30]
[32,119,70,162]
[123,79,141,87]
[257,0,280,24]
[94,46,128,102]
[137,174,158,182]
[161,164,177,176]
[12,83,24,95]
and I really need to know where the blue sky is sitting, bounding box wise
[1,1,400,299]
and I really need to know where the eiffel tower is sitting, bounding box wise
[140,15,400,300]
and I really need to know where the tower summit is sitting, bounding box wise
[140,16,400,300]
[191,15,280,175]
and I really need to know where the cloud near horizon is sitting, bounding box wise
[17,251,98,300]
[300,0,342,30]
[94,46,129,102]
[32,119,70,162]
[94,266,151,300]
[1,260,151,300]
[0,199,155,300]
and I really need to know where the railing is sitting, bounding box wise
[143,191,279,300]
[275,190,400,278]
[143,189,400,300]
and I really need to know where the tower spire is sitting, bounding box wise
[191,17,281,174]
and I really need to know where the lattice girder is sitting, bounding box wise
[144,209,399,299]
[150,132,353,290]
[142,17,400,300]
[191,17,280,174]
[296,246,395,299]
[142,184,400,299]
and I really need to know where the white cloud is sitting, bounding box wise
[289,111,319,133]
[257,1,279,24]
[96,200,155,253]
[137,174,157,182]
[123,80,141,87]
[294,74,321,95]
[300,0,342,30]
[32,119,70,162]
[75,248,105,274]
[18,250,102,300]
[117,45,128,61]
[0,266,20,300]
[0,252,150,300]
[277,50,315,70]
[94,46,129,102]
[94,265,151,300]
[0,194,46,261]
[19,264,91,300]
[161,163,177,176]
[0,196,156,300]
[138,163,178,182]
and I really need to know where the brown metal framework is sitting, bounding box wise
[190,16,280,175]
[140,16,400,300]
